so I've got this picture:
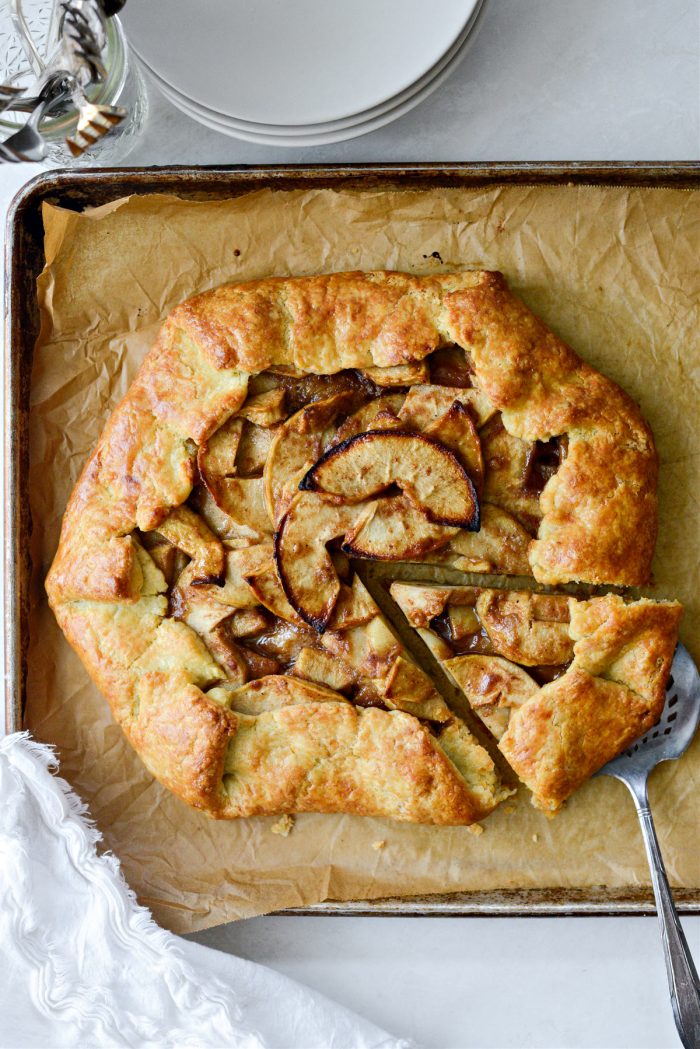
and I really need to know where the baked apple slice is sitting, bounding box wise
[192,486,265,545]
[236,387,287,426]
[342,495,456,560]
[332,393,404,445]
[292,645,357,693]
[423,400,484,491]
[211,476,272,534]
[170,549,261,635]
[362,361,429,386]
[197,415,273,533]
[444,654,539,739]
[480,415,543,534]
[475,590,573,666]
[231,543,306,626]
[326,573,379,631]
[264,392,351,526]
[274,492,362,630]
[210,674,348,715]
[154,505,225,584]
[236,422,275,476]
[300,430,480,529]
[197,415,243,481]
[399,384,496,430]
[447,504,532,575]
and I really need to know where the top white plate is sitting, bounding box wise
[122,0,477,126]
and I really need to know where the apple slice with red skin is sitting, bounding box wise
[274,492,363,632]
[299,429,480,530]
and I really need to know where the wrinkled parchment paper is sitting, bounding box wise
[26,185,700,933]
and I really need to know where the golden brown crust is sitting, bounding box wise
[132,673,237,814]
[442,273,658,585]
[498,668,656,810]
[47,270,663,824]
[222,703,499,824]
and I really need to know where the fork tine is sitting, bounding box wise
[99,109,125,126]
[87,118,109,132]
[66,129,105,156]
[66,133,102,157]
[66,104,126,157]
[90,105,126,125]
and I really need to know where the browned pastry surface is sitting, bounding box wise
[47,270,665,823]
[392,584,682,812]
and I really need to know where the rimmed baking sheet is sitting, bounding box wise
[5,163,700,925]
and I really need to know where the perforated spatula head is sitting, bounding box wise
[599,643,700,782]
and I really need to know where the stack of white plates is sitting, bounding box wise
[122,0,487,147]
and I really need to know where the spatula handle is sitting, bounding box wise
[628,778,700,1049]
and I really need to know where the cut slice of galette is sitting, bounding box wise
[47,270,670,824]
[390,583,682,812]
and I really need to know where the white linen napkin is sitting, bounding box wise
[0,733,411,1049]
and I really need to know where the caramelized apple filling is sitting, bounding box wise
[390,582,575,741]
[136,344,570,730]
[249,367,387,417]
[523,435,569,495]
[429,607,493,656]
[425,587,572,665]
[428,345,475,388]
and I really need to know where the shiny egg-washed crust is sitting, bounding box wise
[47,270,658,822]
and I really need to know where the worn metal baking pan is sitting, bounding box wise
[6,162,700,917]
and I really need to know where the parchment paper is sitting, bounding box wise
[25,184,700,933]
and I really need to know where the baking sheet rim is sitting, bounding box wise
[6,161,700,917]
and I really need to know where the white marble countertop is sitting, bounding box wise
[2,0,699,1045]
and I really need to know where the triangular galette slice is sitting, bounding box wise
[390,583,682,812]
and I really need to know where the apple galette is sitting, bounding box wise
[46,270,678,825]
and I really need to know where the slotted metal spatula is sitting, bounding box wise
[597,643,700,1048]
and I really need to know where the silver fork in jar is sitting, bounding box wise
[0,72,71,162]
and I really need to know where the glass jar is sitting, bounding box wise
[0,3,148,164]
